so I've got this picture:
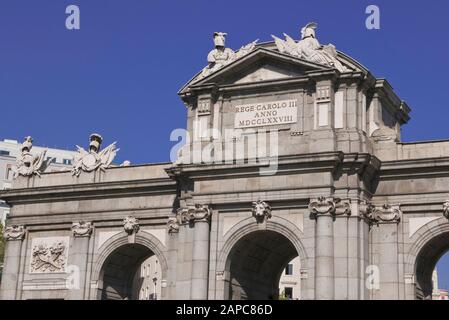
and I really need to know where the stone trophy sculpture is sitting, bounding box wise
[272,22,348,72]
[12,136,53,179]
[71,133,119,176]
[198,32,258,79]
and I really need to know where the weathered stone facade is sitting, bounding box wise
[1,25,449,300]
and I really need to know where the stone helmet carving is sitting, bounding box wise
[89,133,103,152]
[21,136,33,152]
[301,22,317,39]
[213,32,227,47]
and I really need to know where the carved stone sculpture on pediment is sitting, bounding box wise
[12,136,53,179]
[272,22,349,72]
[71,133,119,176]
[196,32,258,80]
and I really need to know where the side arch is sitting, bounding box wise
[405,217,449,299]
[91,231,169,300]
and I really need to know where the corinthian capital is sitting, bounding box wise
[3,225,26,241]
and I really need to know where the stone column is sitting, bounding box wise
[187,204,211,300]
[365,204,402,300]
[0,225,26,300]
[67,221,93,300]
[309,197,336,300]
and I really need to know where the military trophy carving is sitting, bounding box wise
[198,32,258,80]
[71,133,119,176]
[12,136,53,179]
[272,22,348,72]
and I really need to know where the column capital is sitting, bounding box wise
[176,203,211,226]
[71,221,93,238]
[362,203,402,225]
[3,225,26,241]
[309,197,351,219]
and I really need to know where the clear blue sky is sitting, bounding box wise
[0,0,448,290]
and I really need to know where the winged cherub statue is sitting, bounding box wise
[71,133,119,176]
[12,136,53,179]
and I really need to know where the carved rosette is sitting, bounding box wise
[251,200,272,223]
[167,217,180,234]
[443,200,449,219]
[3,225,26,241]
[71,221,93,237]
[363,204,402,224]
[123,216,140,235]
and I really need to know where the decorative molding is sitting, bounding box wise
[444,200,449,219]
[3,225,26,241]
[30,237,69,273]
[251,200,272,223]
[71,221,93,238]
[123,215,140,235]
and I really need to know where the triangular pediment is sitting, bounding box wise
[180,48,331,93]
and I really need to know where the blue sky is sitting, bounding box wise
[0,0,448,290]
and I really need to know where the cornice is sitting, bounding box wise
[379,157,449,180]
[0,178,177,205]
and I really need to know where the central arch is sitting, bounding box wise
[226,230,298,299]
[217,217,308,300]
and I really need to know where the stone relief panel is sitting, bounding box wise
[30,237,69,274]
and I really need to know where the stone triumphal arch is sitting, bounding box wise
[1,23,449,300]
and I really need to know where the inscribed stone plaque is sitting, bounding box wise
[234,99,298,129]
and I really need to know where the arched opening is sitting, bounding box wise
[225,230,299,300]
[97,243,156,300]
[415,232,449,300]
